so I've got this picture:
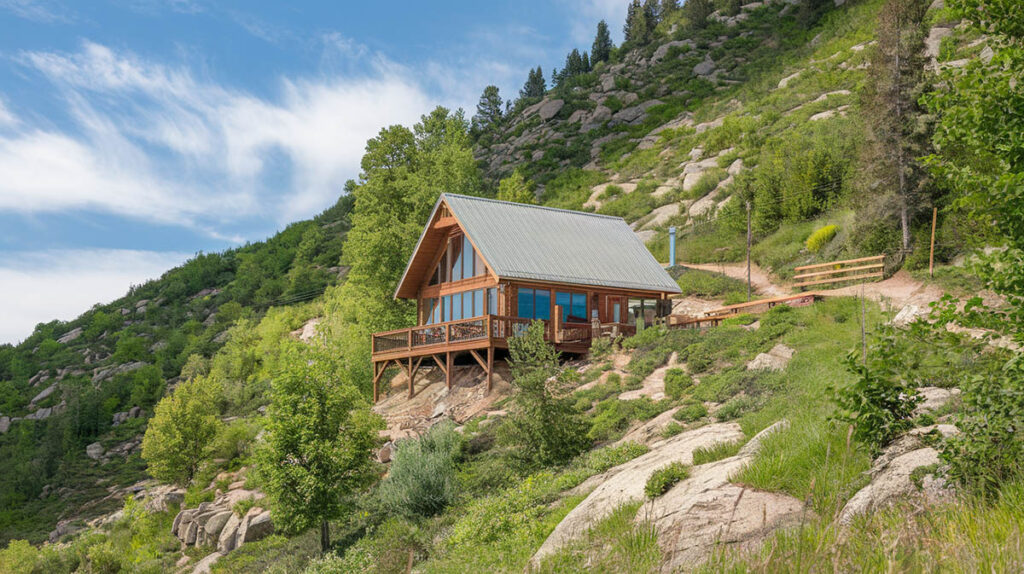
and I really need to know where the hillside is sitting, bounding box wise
[3,0,1023,572]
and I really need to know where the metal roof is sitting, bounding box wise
[434,193,680,294]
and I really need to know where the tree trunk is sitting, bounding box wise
[320,520,330,553]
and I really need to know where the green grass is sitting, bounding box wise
[671,266,748,300]
[645,462,691,499]
[535,501,661,573]
[700,481,1024,573]
[692,439,745,466]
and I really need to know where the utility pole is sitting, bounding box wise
[746,200,752,302]
[929,206,937,278]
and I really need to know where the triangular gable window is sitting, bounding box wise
[427,232,485,286]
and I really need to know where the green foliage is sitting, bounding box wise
[377,421,464,519]
[716,395,758,421]
[672,267,747,299]
[141,375,222,486]
[805,224,838,253]
[644,462,690,498]
[536,502,660,573]
[233,498,256,518]
[832,324,922,456]
[692,439,744,465]
[496,170,537,204]
[673,400,708,423]
[503,321,590,466]
[256,343,382,551]
[589,397,670,442]
[663,368,693,399]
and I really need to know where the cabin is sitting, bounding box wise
[370,193,681,402]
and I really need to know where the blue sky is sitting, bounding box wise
[0,0,629,344]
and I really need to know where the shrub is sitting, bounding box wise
[377,421,463,518]
[233,497,257,518]
[692,439,744,465]
[673,400,708,423]
[589,336,615,359]
[644,462,690,498]
[716,395,757,421]
[805,224,838,253]
[664,368,693,399]
[661,421,684,438]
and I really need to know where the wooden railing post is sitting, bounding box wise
[407,329,412,350]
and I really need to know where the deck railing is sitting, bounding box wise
[371,315,632,357]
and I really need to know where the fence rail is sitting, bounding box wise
[793,255,884,289]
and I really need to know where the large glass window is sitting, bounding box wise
[555,291,588,323]
[442,295,452,323]
[462,289,473,318]
[473,289,484,317]
[424,298,438,325]
[462,235,474,279]
[451,292,463,321]
[517,287,551,320]
[488,288,498,316]
[450,236,464,282]
[518,287,534,319]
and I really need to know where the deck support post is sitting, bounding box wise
[372,360,391,403]
[407,357,414,399]
[486,346,494,392]
[446,352,452,390]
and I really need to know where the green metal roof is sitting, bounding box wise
[421,193,680,294]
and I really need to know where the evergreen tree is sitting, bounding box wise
[257,344,382,553]
[472,85,504,134]
[863,0,931,254]
[592,20,614,64]
[624,0,650,45]
[519,66,546,100]
[643,0,662,35]
[684,0,716,30]
[662,0,680,15]
[581,50,591,72]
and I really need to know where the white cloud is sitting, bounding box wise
[0,0,73,23]
[2,40,435,230]
[0,98,15,126]
[0,249,190,345]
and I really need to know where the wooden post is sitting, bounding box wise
[486,346,494,392]
[746,200,752,302]
[929,206,937,278]
[373,362,379,403]
[553,305,563,344]
[446,352,452,390]
[407,357,414,399]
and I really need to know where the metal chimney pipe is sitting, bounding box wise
[668,226,676,268]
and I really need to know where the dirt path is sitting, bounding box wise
[680,262,945,310]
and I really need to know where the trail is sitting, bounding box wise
[680,262,946,309]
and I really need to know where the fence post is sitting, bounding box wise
[929,206,937,278]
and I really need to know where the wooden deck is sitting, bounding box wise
[370,315,634,402]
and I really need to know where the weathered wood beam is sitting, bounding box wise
[486,346,494,393]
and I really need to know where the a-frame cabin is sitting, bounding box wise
[370,193,681,402]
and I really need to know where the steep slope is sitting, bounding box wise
[0,195,353,543]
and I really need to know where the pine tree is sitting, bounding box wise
[581,51,591,72]
[643,0,662,35]
[863,0,931,253]
[472,85,503,134]
[592,20,613,64]
[684,0,716,29]
[520,66,546,100]
[624,0,649,45]
[662,0,680,15]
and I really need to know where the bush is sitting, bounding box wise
[661,421,684,438]
[664,368,693,399]
[805,224,838,253]
[716,395,757,421]
[377,421,463,518]
[673,400,708,423]
[644,462,690,498]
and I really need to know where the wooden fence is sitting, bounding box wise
[793,255,884,289]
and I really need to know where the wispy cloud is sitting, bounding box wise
[0,249,190,344]
[0,0,74,23]
[0,98,15,126]
[1,40,435,232]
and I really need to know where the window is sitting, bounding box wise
[463,289,473,318]
[450,236,464,282]
[462,235,474,279]
[442,295,451,323]
[555,291,588,323]
[474,289,484,317]
[517,287,550,320]
[518,288,534,319]
[424,298,438,325]
[452,292,463,321]
[474,250,486,278]
[488,288,498,316]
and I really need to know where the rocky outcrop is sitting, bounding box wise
[532,422,747,563]
[112,406,143,426]
[645,420,801,572]
[746,343,795,372]
[0,416,9,434]
[57,327,83,344]
[915,387,960,415]
[837,425,957,524]
[30,382,58,405]
[86,442,105,460]
[92,361,147,384]
[172,489,272,553]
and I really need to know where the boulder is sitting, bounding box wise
[191,552,221,574]
[567,109,588,124]
[0,416,9,434]
[538,99,564,121]
[652,40,694,63]
[144,485,185,513]
[915,387,960,414]
[694,55,716,77]
[48,519,81,543]
[86,442,105,460]
[532,422,746,563]
[377,442,394,464]
[31,383,57,405]
[240,510,274,543]
[185,521,199,545]
[205,511,233,538]
[92,361,147,384]
[777,71,801,89]
[57,327,83,344]
[746,343,795,372]
[837,432,954,524]
[217,513,243,552]
[599,74,615,92]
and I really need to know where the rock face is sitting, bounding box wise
[915,386,960,415]
[57,327,83,344]
[92,361,147,384]
[0,416,9,434]
[172,488,272,553]
[645,421,801,572]
[746,343,795,372]
[837,427,957,525]
[532,422,747,564]
[86,442,105,460]
[30,383,58,405]
[538,99,564,121]
[112,406,143,426]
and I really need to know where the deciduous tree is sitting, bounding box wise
[141,375,222,486]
